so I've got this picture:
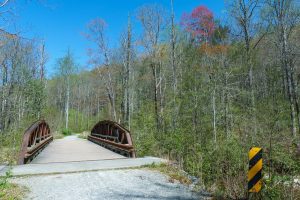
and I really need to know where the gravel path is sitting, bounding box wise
[12,169,205,200]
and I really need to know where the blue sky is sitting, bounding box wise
[12,0,225,77]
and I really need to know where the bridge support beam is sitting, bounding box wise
[18,120,53,165]
[89,120,136,158]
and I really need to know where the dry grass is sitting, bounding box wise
[0,183,28,200]
[52,131,65,139]
[0,170,28,200]
[77,131,90,139]
[145,162,192,185]
[0,147,19,165]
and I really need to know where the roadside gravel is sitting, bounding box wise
[12,169,206,200]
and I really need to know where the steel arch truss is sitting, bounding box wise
[18,120,53,164]
[88,120,136,158]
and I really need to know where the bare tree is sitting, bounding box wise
[0,0,9,8]
[120,14,133,128]
[39,41,47,81]
[229,0,262,138]
[170,0,178,130]
[85,18,117,121]
[265,0,300,137]
[57,49,75,129]
[136,4,168,131]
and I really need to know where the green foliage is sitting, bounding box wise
[145,163,193,185]
[1,2,299,199]
[62,128,72,136]
[0,170,26,200]
[201,137,247,198]
[0,171,12,188]
[271,144,300,174]
[67,109,99,133]
[262,176,300,199]
[77,131,89,139]
[24,80,46,118]
[0,127,26,164]
[131,103,157,157]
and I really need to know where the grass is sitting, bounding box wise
[62,128,72,136]
[0,170,28,200]
[144,162,192,185]
[0,147,19,165]
[52,128,73,139]
[0,130,23,165]
[52,129,91,140]
[261,175,300,199]
[144,163,300,199]
[53,129,90,139]
[77,131,90,139]
[39,129,90,140]
[52,131,65,139]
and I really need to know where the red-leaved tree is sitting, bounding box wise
[181,6,215,43]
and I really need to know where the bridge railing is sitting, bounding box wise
[18,120,53,164]
[88,120,136,158]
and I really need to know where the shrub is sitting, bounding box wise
[62,128,72,136]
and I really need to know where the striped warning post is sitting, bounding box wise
[248,147,263,193]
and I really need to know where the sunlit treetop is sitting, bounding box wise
[181,5,215,43]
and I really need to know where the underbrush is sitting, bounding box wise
[145,162,193,185]
[53,128,74,138]
[0,170,27,200]
[262,175,300,199]
[135,129,300,199]
[52,131,65,139]
[0,130,23,164]
[62,128,73,136]
[77,131,90,139]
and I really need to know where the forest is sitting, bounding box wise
[0,0,300,199]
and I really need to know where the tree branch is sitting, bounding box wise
[0,0,9,8]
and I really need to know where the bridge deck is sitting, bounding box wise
[31,135,125,164]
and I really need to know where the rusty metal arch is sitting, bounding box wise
[18,120,53,164]
[88,120,136,158]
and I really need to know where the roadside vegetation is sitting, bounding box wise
[0,171,27,200]
[145,163,193,186]
[0,0,299,198]
[77,131,90,140]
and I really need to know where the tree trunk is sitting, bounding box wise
[170,0,178,130]
[65,78,70,129]
[224,67,230,138]
[281,24,297,137]
[212,85,217,144]
[151,63,160,130]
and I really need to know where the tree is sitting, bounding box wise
[181,5,220,142]
[57,49,76,129]
[170,0,179,130]
[85,18,117,121]
[181,5,215,43]
[0,0,9,8]
[228,0,262,139]
[120,15,134,128]
[136,4,168,131]
[39,42,48,81]
[264,0,300,137]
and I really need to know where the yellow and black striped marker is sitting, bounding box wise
[248,147,263,193]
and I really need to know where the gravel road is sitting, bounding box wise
[12,169,206,200]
